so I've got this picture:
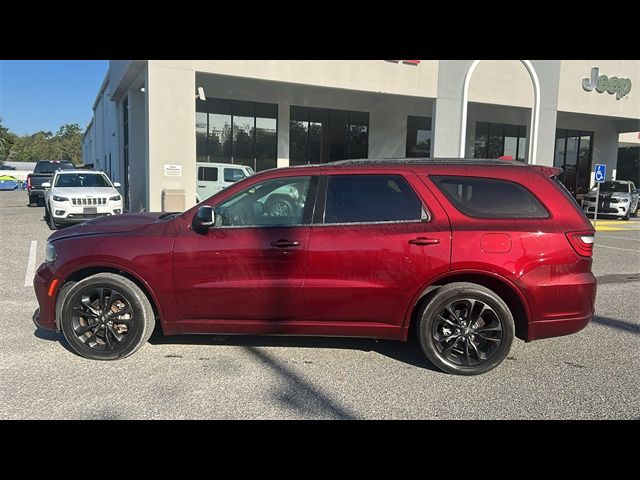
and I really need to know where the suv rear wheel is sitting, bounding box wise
[417,282,515,375]
[59,273,156,360]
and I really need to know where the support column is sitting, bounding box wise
[147,65,196,211]
[432,61,474,158]
[128,88,147,212]
[527,61,561,166]
[277,101,290,168]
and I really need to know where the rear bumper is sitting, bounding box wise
[528,313,592,340]
[28,189,45,198]
[520,264,597,341]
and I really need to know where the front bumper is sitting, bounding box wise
[32,262,59,331]
[50,202,123,224]
[582,200,630,217]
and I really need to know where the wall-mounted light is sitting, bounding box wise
[140,87,145,93]
[196,87,206,101]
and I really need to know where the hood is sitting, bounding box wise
[48,212,172,242]
[52,187,117,197]
[598,191,629,198]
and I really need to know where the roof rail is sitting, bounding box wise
[326,157,529,167]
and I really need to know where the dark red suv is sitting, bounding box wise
[32,159,597,375]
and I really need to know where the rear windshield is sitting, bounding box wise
[54,173,112,188]
[599,181,628,193]
[34,161,74,174]
[430,175,549,219]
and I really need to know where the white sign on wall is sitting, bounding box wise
[164,164,182,177]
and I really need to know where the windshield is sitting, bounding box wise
[54,173,112,188]
[598,181,628,193]
[34,161,74,173]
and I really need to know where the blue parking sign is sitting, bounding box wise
[594,164,606,183]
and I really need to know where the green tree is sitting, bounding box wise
[0,117,17,162]
[0,120,84,164]
[52,123,83,164]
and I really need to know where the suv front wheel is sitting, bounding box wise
[59,273,156,360]
[417,282,515,375]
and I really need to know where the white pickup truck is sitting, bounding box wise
[42,170,124,230]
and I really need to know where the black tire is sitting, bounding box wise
[46,208,58,230]
[59,273,156,360]
[28,194,37,206]
[265,196,294,217]
[631,206,638,217]
[621,209,630,221]
[417,282,514,375]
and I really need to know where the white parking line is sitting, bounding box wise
[24,240,37,287]
[596,234,640,241]
[594,244,640,253]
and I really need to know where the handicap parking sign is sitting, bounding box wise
[594,164,606,183]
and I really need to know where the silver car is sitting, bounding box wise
[581,180,639,220]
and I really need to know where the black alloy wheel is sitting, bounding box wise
[431,298,503,367]
[70,287,135,352]
[59,273,155,360]
[418,282,514,375]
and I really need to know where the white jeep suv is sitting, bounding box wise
[42,170,124,230]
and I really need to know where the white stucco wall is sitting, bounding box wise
[94,60,640,211]
[558,61,640,118]
[156,60,438,99]
[467,60,535,108]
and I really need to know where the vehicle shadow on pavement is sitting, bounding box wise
[33,327,77,354]
[243,345,359,419]
[32,323,441,372]
[591,315,639,334]
[148,330,442,372]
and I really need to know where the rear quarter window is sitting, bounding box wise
[430,175,549,219]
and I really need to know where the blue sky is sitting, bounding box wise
[1,60,108,135]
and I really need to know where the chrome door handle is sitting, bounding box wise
[270,239,300,248]
[408,237,440,246]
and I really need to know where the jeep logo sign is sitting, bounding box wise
[582,67,632,99]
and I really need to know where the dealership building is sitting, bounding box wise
[82,60,639,212]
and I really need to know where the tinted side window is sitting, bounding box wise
[324,174,423,224]
[224,168,246,182]
[215,176,315,227]
[198,167,218,182]
[431,175,549,219]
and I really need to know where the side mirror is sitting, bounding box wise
[113,182,121,188]
[192,206,215,233]
[42,182,51,188]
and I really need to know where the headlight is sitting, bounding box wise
[109,195,121,201]
[52,195,69,202]
[619,197,629,202]
[45,243,57,263]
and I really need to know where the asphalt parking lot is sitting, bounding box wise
[1,189,639,420]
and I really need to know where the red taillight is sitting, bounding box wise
[27,175,31,189]
[566,231,595,257]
